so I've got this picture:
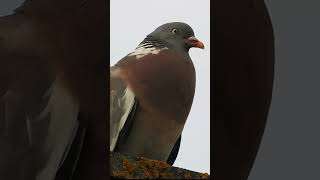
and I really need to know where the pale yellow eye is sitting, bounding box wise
[171,28,179,35]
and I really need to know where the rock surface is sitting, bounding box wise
[110,152,209,179]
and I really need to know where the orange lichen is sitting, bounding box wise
[111,152,209,179]
[122,159,135,172]
[136,158,169,178]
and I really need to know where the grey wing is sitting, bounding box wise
[0,79,80,180]
[110,67,136,151]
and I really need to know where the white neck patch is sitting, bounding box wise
[128,45,168,59]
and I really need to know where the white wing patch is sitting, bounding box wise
[110,87,135,151]
[128,46,168,59]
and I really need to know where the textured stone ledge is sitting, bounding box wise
[110,152,209,179]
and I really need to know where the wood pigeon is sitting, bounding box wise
[0,0,107,180]
[110,22,204,165]
[214,0,274,179]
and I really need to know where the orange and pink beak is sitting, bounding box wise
[188,36,205,49]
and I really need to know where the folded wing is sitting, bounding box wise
[110,67,136,151]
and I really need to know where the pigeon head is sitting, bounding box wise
[146,22,204,53]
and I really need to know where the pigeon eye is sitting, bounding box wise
[171,28,179,35]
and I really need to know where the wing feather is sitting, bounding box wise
[110,67,135,151]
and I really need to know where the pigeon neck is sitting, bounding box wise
[134,35,191,60]
[136,36,168,49]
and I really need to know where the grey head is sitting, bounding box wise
[140,22,204,54]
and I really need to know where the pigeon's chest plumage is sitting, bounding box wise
[118,47,196,122]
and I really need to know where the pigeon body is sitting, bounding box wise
[110,22,203,164]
